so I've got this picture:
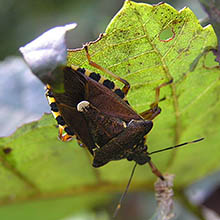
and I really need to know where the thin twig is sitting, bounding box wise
[151,174,175,220]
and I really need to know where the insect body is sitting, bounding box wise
[77,100,153,167]
[46,47,170,180]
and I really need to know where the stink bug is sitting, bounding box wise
[21,23,204,218]
[46,43,203,183]
[46,44,174,180]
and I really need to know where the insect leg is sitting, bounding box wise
[58,126,74,142]
[84,45,130,96]
[76,138,83,147]
[148,160,164,180]
[140,79,173,120]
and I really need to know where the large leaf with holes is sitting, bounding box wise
[0,1,219,219]
[67,1,220,184]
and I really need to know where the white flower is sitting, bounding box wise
[19,23,77,78]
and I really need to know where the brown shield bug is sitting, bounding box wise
[46,44,175,180]
[46,47,203,217]
[47,45,203,182]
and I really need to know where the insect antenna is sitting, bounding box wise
[148,137,204,155]
[113,137,204,217]
[113,162,138,218]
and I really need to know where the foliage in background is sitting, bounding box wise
[0,0,205,60]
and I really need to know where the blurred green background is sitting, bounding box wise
[0,0,219,220]
[0,0,206,60]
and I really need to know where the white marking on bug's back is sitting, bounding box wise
[77,101,90,112]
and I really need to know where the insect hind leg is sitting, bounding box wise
[148,160,165,180]
[140,79,173,120]
[58,126,74,142]
[84,45,130,96]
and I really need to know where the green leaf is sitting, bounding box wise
[1,1,220,219]
[67,0,220,185]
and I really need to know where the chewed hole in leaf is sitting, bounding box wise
[203,51,219,68]
[3,147,12,154]
[159,27,175,42]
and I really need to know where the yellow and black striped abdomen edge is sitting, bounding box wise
[71,65,128,102]
[45,85,74,136]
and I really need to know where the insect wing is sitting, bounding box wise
[53,67,96,153]
[86,76,141,122]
